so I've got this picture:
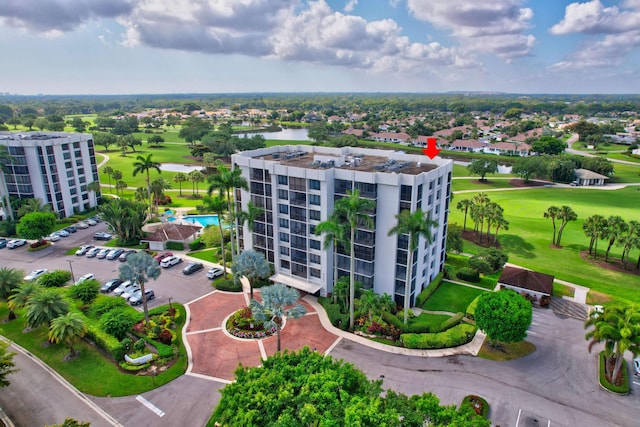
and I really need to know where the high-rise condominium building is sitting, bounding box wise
[0,132,100,219]
[233,145,452,307]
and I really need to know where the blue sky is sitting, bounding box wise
[1,0,639,95]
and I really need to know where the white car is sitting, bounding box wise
[86,247,101,258]
[56,229,70,237]
[207,267,224,279]
[7,239,27,249]
[113,281,135,296]
[75,245,94,256]
[75,273,95,285]
[634,358,640,378]
[76,222,89,229]
[160,256,182,268]
[86,219,98,226]
[45,233,61,242]
[121,286,141,300]
[24,268,48,282]
[96,248,110,259]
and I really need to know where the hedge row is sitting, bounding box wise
[466,295,481,320]
[83,316,125,360]
[415,272,444,308]
[401,324,477,350]
[456,267,480,283]
[434,312,464,333]
[166,241,185,251]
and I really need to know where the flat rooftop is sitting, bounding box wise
[257,150,439,175]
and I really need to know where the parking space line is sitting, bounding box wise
[633,381,640,386]
[136,395,165,417]
[531,322,539,326]
[528,330,538,335]
[515,408,522,427]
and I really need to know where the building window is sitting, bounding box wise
[309,179,321,190]
[280,246,290,256]
[309,210,321,221]
[309,194,320,205]
[280,260,290,269]
[310,268,321,278]
[400,185,412,201]
[290,177,306,192]
[309,239,321,250]
[278,189,288,200]
[279,218,289,228]
[278,175,288,185]
[278,204,289,214]
[279,232,289,242]
[310,254,321,264]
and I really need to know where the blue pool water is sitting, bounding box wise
[181,215,220,227]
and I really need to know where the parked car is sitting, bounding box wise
[207,267,224,279]
[75,245,94,256]
[113,280,134,296]
[100,279,123,293]
[183,262,204,275]
[7,239,26,249]
[119,250,137,262]
[96,248,110,259]
[154,252,173,262]
[634,358,640,378]
[75,273,95,285]
[0,239,7,249]
[129,289,155,306]
[93,232,113,241]
[24,268,48,282]
[86,219,98,226]
[121,285,141,300]
[76,221,89,229]
[90,216,102,223]
[86,247,101,258]
[64,226,77,233]
[160,256,182,268]
[106,248,125,260]
[56,229,70,237]
[45,233,61,242]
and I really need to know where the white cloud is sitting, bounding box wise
[344,0,358,13]
[550,1,640,70]
[405,0,535,60]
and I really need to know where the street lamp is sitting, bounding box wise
[67,260,75,284]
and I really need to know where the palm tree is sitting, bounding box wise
[208,164,248,260]
[358,289,379,323]
[585,304,640,385]
[493,216,509,244]
[115,180,128,197]
[134,187,147,203]
[25,288,69,330]
[0,267,24,320]
[173,172,188,196]
[250,284,306,353]
[331,189,374,330]
[388,209,438,324]
[617,220,640,268]
[87,181,101,206]
[543,206,560,246]
[199,195,229,277]
[555,205,578,247]
[132,153,161,216]
[484,202,503,242]
[315,215,347,304]
[16,198,52,218]
[111,169,123,187]
[0,145,15,220]
[102,166,114,194]
[456,199,473,231]
[150,177,172,212]
[237,201,264,252]
[583,214,606,256]
[603,216,628,262]
[119,252,161,327]
[188,170,205,196]
[8,282,39,315]
[48,312,87,358]
[232,249,271,299]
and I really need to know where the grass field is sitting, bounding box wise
[421,281,487,313]
[450,187,640,304]
[452,178,520,192]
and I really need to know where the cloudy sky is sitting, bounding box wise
[1,0,639,95]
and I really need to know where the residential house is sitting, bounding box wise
[573,169,609,186]
[498,266,554,306]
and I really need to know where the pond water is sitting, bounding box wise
[159,163,204,173]
[239,127,310,141]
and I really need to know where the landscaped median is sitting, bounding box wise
[598,351,630,395]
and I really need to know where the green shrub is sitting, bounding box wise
[90,295,127,318]
[400,324,477,349]
[466,295,481,320]
[38,270,72,288]
[382,311,410,333]
[318,297,349,330]
[68,279,100,304]
[435,312,464,333]
[460,395,490,418]
[599,352,629,394]
[416,272,444,308]
[100,307,137,340]
[189,238,205,251]
[166,241,184,251]
[456,267,480,283]
[215,279,242,292]
[134,338,147,353]
[83,317,125,360]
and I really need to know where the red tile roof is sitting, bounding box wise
[499,266,554,295]
[142,223,201,242]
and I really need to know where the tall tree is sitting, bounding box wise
[7,282,39,316]
[207,164,248,261]
[583,214,606,256]
[315,216,347,303]
[250,284,306,353]
[0,267,24,320]
[198,195,229,278]
[237,201,264,253]
[87,181,101,206]
[467,158,498,182]
[388,209,438,324]
[16,197,52,218]
[25,288,69,330]
[585,304,640,386]
[232,249,271,299]
[48,312,87,359]
[150,177,172,212]
[456,199,473,231]
[119,252,161,327]
[132,153,162,216]
[16,211,57,242]
[173,172,188,196]
[102,166,114,193]
[544,205,560,246]
[555,205,578,247]
[330,189,374,330]
[94,132,117,151]
[617,220,639,268]
[188,170,205,196]
[603,216,628,262]
[0,340,17,388]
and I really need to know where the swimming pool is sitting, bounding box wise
[181,215,220,227]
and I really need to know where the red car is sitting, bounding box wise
[154,252,173,262]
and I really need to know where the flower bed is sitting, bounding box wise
[226,307,276,339]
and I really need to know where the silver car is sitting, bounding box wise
[96,248,110,259]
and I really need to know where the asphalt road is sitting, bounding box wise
[1,227,639,426]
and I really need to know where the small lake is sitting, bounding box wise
[159,163,204,173]
[239,127,310,141]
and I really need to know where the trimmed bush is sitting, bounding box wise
[166,241,184,251]
[189,238,205,251]
[319,298,349,330]
[460,395,490,418]
[38,270,72,288]
[68,279,100,304]
[215,279,242,292]
[100,307,138,340]
[434,312,464,333]
[382,311,410,333]
[90,295,127,318]
[83,317,125,360]
[466,295,481,320]
[400,324,477,349]
[456,267,480,283]
[416,272,444,308]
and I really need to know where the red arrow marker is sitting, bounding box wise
[422,137,441,159]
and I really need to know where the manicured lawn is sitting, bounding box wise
[598,152,640,164]
[452,178,518,192]
[410,312,451,330]
[421,281,487,313]
[450,187,640,304]
[0,304,188,397]
[609,163,640,183]
[445,254,499,290]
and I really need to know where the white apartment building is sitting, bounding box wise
[0,132,101,219]
[233,145,452,307]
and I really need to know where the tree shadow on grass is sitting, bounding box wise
[499,234,536,259]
